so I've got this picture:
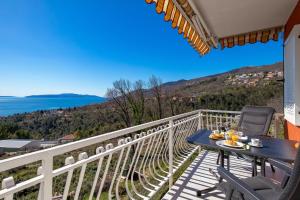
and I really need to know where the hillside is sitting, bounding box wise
[162,62,283,92]
[0,62,283,140]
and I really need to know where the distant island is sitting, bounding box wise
[25,93,105,99]
[0,93,107,116]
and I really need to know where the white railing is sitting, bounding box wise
[200,110,284,138]
[0,110,202,200]
[199,109,241,130]
[0,109,282,200]
[199,110,284,138]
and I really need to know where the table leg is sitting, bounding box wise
[252,157,258,176]
[220,150,224,167]
[261,158,266,176]
[196,150,224,197]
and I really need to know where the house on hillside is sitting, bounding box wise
[266,72,275,79]
[58,133,77,144]
[277,71,284,77]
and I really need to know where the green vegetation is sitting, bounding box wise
[196,81,283,111]
[0,71,283,142]
[0,65,284,199]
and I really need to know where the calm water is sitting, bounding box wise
[0,96,106,117]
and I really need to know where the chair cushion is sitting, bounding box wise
[219,176,282,200]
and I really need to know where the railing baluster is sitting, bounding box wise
[109,139,125,200]
[74,152,88,200]
[168,119,174,189]
[215,115,218,129]
[274,114,280,138]
[42,154,53,200]
[1,177,15,200]
[62,156,75,200]
[37,166,43,200]
[141,134,157,188]
[116,137,132,200]
[89,147,105,200]
[210,114,213,130]
[96,144,114,200]
[198,111,202,130]
[130,135,148,199]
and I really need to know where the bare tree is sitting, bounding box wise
[106,80,132,127]
[165,90,183,116]
[126,80,145,125]
[149,75,163,119]
[165,90,176,116]
[106,79,146,126]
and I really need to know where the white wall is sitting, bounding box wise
[284,24,300,126]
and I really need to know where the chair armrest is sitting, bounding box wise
[217,167,264,200]
[268,159,293,175]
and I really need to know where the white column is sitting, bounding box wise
[284,24,300,126]
[168,119,174,189]
[197,111,202,130]
[42,154,53,200]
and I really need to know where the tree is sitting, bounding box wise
[106,79,146,127]
[149,75,163,119]
[165,90,182,116]
[106,80,132,127]
[127,80,145,125]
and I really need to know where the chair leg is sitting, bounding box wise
[217,152,220,165]
[261,158,266,176]
[271,164,276,173]
[227,155,230,171]
[252,159,258,176]
[281,175,290,188]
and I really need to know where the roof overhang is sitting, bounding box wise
[146,0,299,54]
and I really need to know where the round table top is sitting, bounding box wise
[187,129,298,162]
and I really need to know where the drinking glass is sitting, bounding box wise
[232,134,239,142]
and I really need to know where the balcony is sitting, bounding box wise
[0,110,283,200]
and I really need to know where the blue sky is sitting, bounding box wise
[0,1,283,97]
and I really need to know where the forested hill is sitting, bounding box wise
[0,62,283,140]
[161,62,283,91]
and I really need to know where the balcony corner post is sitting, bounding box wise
[42,153,53,200]
[168,119,174,189]
[198,110,202,153]
[274,113,281,138]
[198,110,202,130]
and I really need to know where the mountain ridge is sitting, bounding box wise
[162,62,283,90]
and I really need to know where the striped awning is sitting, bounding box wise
[145,0,211,55]
[145,0,284,54]
[219,26,283,49]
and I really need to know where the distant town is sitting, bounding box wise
[225,70,283,87]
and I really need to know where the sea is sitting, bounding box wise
[0,96,106,117]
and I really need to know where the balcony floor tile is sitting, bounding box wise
[163,150,256,200]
